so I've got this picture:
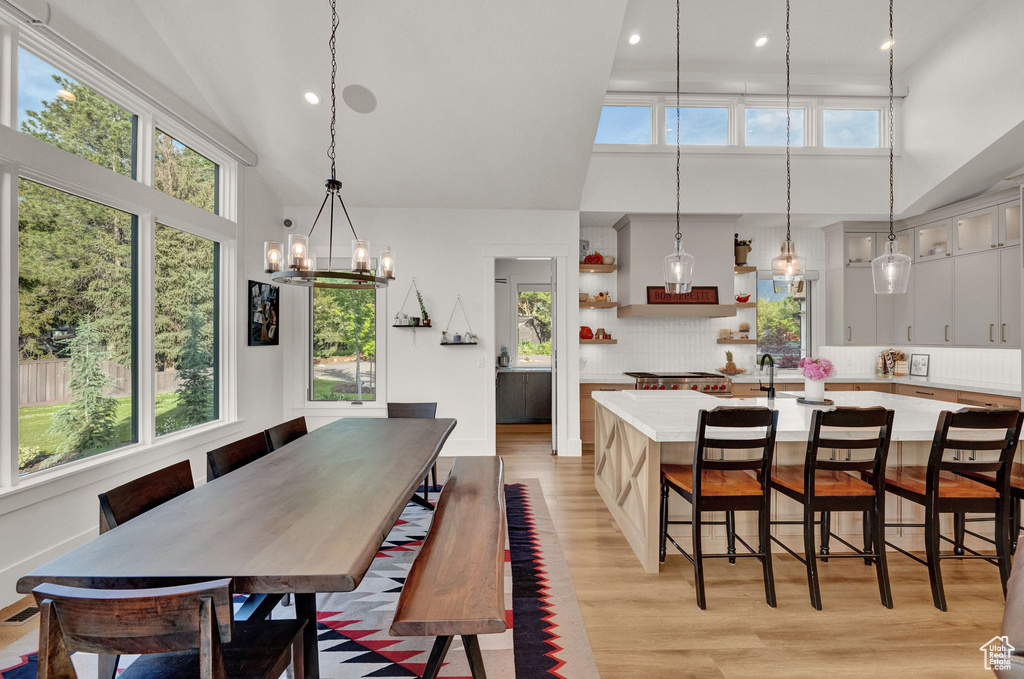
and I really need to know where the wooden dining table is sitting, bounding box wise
[17,416,457,679]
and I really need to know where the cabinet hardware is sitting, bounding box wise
[1002,324,1007,343]
[917,390,934,396]
[847,326,852,342]
[992,244,998,248]
[990,323,996,342]
[945,252,951,256]
[907,326,912,342]
[999,243,1005,247]
[944,325,950,342]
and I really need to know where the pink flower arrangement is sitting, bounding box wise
[799,357,835,381]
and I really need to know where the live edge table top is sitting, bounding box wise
[17,417,457,595]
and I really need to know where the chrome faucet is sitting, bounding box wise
[759,353,776,401]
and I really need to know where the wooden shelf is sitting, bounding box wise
[580,338,617,344]
[579,263,617,273]
[735,302,757,308]
[717,339,758,345]
[579,301,618,309]
[617,304,737,318]
[392,325,432,328]
[734,266,757,274]
[439,342,478,346]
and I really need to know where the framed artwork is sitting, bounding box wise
[248,280,279,346]
[909,353,930,377]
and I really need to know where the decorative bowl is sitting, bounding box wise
[604,256,615,264]
[718,367,747,376]
[579,292,589,302]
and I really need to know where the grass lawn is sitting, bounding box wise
[312,378,376,402]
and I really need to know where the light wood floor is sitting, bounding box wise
[493,424,1006,678]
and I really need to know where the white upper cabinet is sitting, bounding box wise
[999,247,1021,347]
[916,220,952,262]
[913,258,953,345]
[999,202,1021,247]
[844,233,874,267]
[895,264,914,344]
[953,207,998,255]
[952,251,1000,346]
[895,230,914,259]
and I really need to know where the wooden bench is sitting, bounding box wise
[390,456,506,679]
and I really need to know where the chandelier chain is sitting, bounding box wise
[888,0,895,240]
[328,0,338,179]
[675,0,681,242]
[785,0,791,241]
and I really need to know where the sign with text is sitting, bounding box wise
[646,286,719,305]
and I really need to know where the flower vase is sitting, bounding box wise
[804,378,826,403]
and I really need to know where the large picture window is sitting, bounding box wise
[154,224,219,435]
[17,179,137,475]
[756,279,809,369]
[666,107,729,145]
[516,286,552,367]
[154,129,220,214]
[311,287,376,401]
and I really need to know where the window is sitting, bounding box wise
[17,179,137,475]
[311,287,376,401]
[756,279,809,369]
[516,287,552,366]
[823,109,881,148]
[154,129,220,214]
[154,224,219,435]
[745,108,805,146]
[594,106,651,144]
[666,107,729,145]
[17,48,136,178]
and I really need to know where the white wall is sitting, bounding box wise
[495,259,553,358]
[281,207,581,458]
[0,166,286,609]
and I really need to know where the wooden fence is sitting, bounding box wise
[19,359,180,408]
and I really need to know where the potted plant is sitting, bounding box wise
[799,357,835,404]
[441,331,448,344]
[416,289,430,327]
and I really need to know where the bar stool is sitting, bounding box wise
[957,462,1024,553]
[872,408,1023,611]
[770,407,895,610]
[659,406,779,610]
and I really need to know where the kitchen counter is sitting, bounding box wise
[496,366,551,373]
[730,373,1022,398]
[579,373,635,385]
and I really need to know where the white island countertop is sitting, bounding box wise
[592,390,975,443]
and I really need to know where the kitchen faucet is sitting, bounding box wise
[759,353,776,401]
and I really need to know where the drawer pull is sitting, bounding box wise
[991,323,996,343]
[944,325,950,342]
[916,390,934,396]
[847,326,852,342]
[1002,324,1007,343]
[907,326,912,342]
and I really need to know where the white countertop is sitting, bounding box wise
[592,390,972,443]
[579,373,636,385]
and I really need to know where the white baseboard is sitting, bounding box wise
[559,438,583,457]
[0,527,95,610]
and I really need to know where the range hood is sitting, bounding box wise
[613,214,741,318]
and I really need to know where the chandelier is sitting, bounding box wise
[263,0,392,289]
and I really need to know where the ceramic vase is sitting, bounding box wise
[805,378,826,403]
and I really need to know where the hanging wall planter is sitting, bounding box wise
[393,278,431,328]
[440,295,479,345]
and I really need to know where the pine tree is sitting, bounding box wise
[175,309,214,425]
[49,321,120,454]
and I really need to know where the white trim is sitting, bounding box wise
[0,163,16,488]
[137,212,156,447]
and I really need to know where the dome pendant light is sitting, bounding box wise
[872,0,911,295]
[771,0,806,294]
[664,0,695,294]
[263,0,391,290]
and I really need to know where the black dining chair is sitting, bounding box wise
[207,432,273,481]
[388,402,439,503]
[264,416,307,452]
[99,460,194,534]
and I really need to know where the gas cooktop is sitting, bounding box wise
[624,371,732,393]
[625,372,723,379]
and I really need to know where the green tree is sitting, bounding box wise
[313,287,375,359]
[48,321,120,455]
[517,291,552,345]
[154,130,217,213]
[174,310,214,425]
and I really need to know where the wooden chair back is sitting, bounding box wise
[264,416,307,452]
[804,407,894,498]
[207,432,272,481]
[98,460,194,534]
[387,402,438,419]
[33,579,233,679]
[927,408,1024,499]
[693,406,779,497]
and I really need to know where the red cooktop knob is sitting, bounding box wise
[714,384,722,390]
[703,384,710,390]
[691,385,698,390]
[671,384,678,390]
[659,385,666,390]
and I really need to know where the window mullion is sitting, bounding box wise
[137,111,155,188]
[0,22,16,129]
[0,163,18,488]
[136,212,156,447]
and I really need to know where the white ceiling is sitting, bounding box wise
[613,0,985,78]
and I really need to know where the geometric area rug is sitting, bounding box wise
[0,479,600,679]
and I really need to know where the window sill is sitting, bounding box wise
[0,418,245,516]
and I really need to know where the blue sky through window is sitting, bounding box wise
[594,106,651,144]
[17,48,75,126]
[823,109,880,147]
[745,108,804,146]
[666,107,728,145]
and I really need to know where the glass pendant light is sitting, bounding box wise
[264,241,283,273]
[772,0,806,294]
[872,0,911,295]
[664,0,696,294]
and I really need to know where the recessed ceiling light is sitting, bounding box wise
[629,34,641,45]
[56,89,76,102]
[880,39,895,50]
[754,36,769,47]
[303,90,321,105]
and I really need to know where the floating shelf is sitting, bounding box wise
[735,302,757,308]
[734,266,757,274]
[440,342,478,346]
[580,338,617,344]
[579,263,617,273]
[717,339,758,345]
[579,301,618,309]
[617,304,737,318]
[392,325,432,328]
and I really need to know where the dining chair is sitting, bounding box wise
[659,406,779,610]
[388,402,439,503]
[264,416,307,452]
[207,431,273,481]
[873,407,1023,611]
[770,406,895,610]
[32,579,305,679]
[98,460,194,534]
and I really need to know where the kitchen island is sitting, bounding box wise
[592,389,1004,573]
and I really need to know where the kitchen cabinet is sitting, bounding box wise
[844,233,874,267]
[580,383,632,447]
[1000,202,1021,247]
[913,259,953,345]
[953,251,1000,346]
[915,219,952,262]
[895,264,914,344]
[895,384,959,403]
[953,207,998,255]
[497,370,551,424]
[1000,247,1021,347]
[958,391,1022,409]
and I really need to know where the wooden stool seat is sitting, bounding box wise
[960,462,1024,492]
[662,465,761,497]
[874,466,999,500]
[772,466,875,498]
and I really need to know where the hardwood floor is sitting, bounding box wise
[493,424,1006,678]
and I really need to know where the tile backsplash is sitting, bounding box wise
[820,346,1022,386]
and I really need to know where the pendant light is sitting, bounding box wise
[263,0,392,289]
[771,0,806,294]
[871,0,911,295]
[663,0,696,294]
